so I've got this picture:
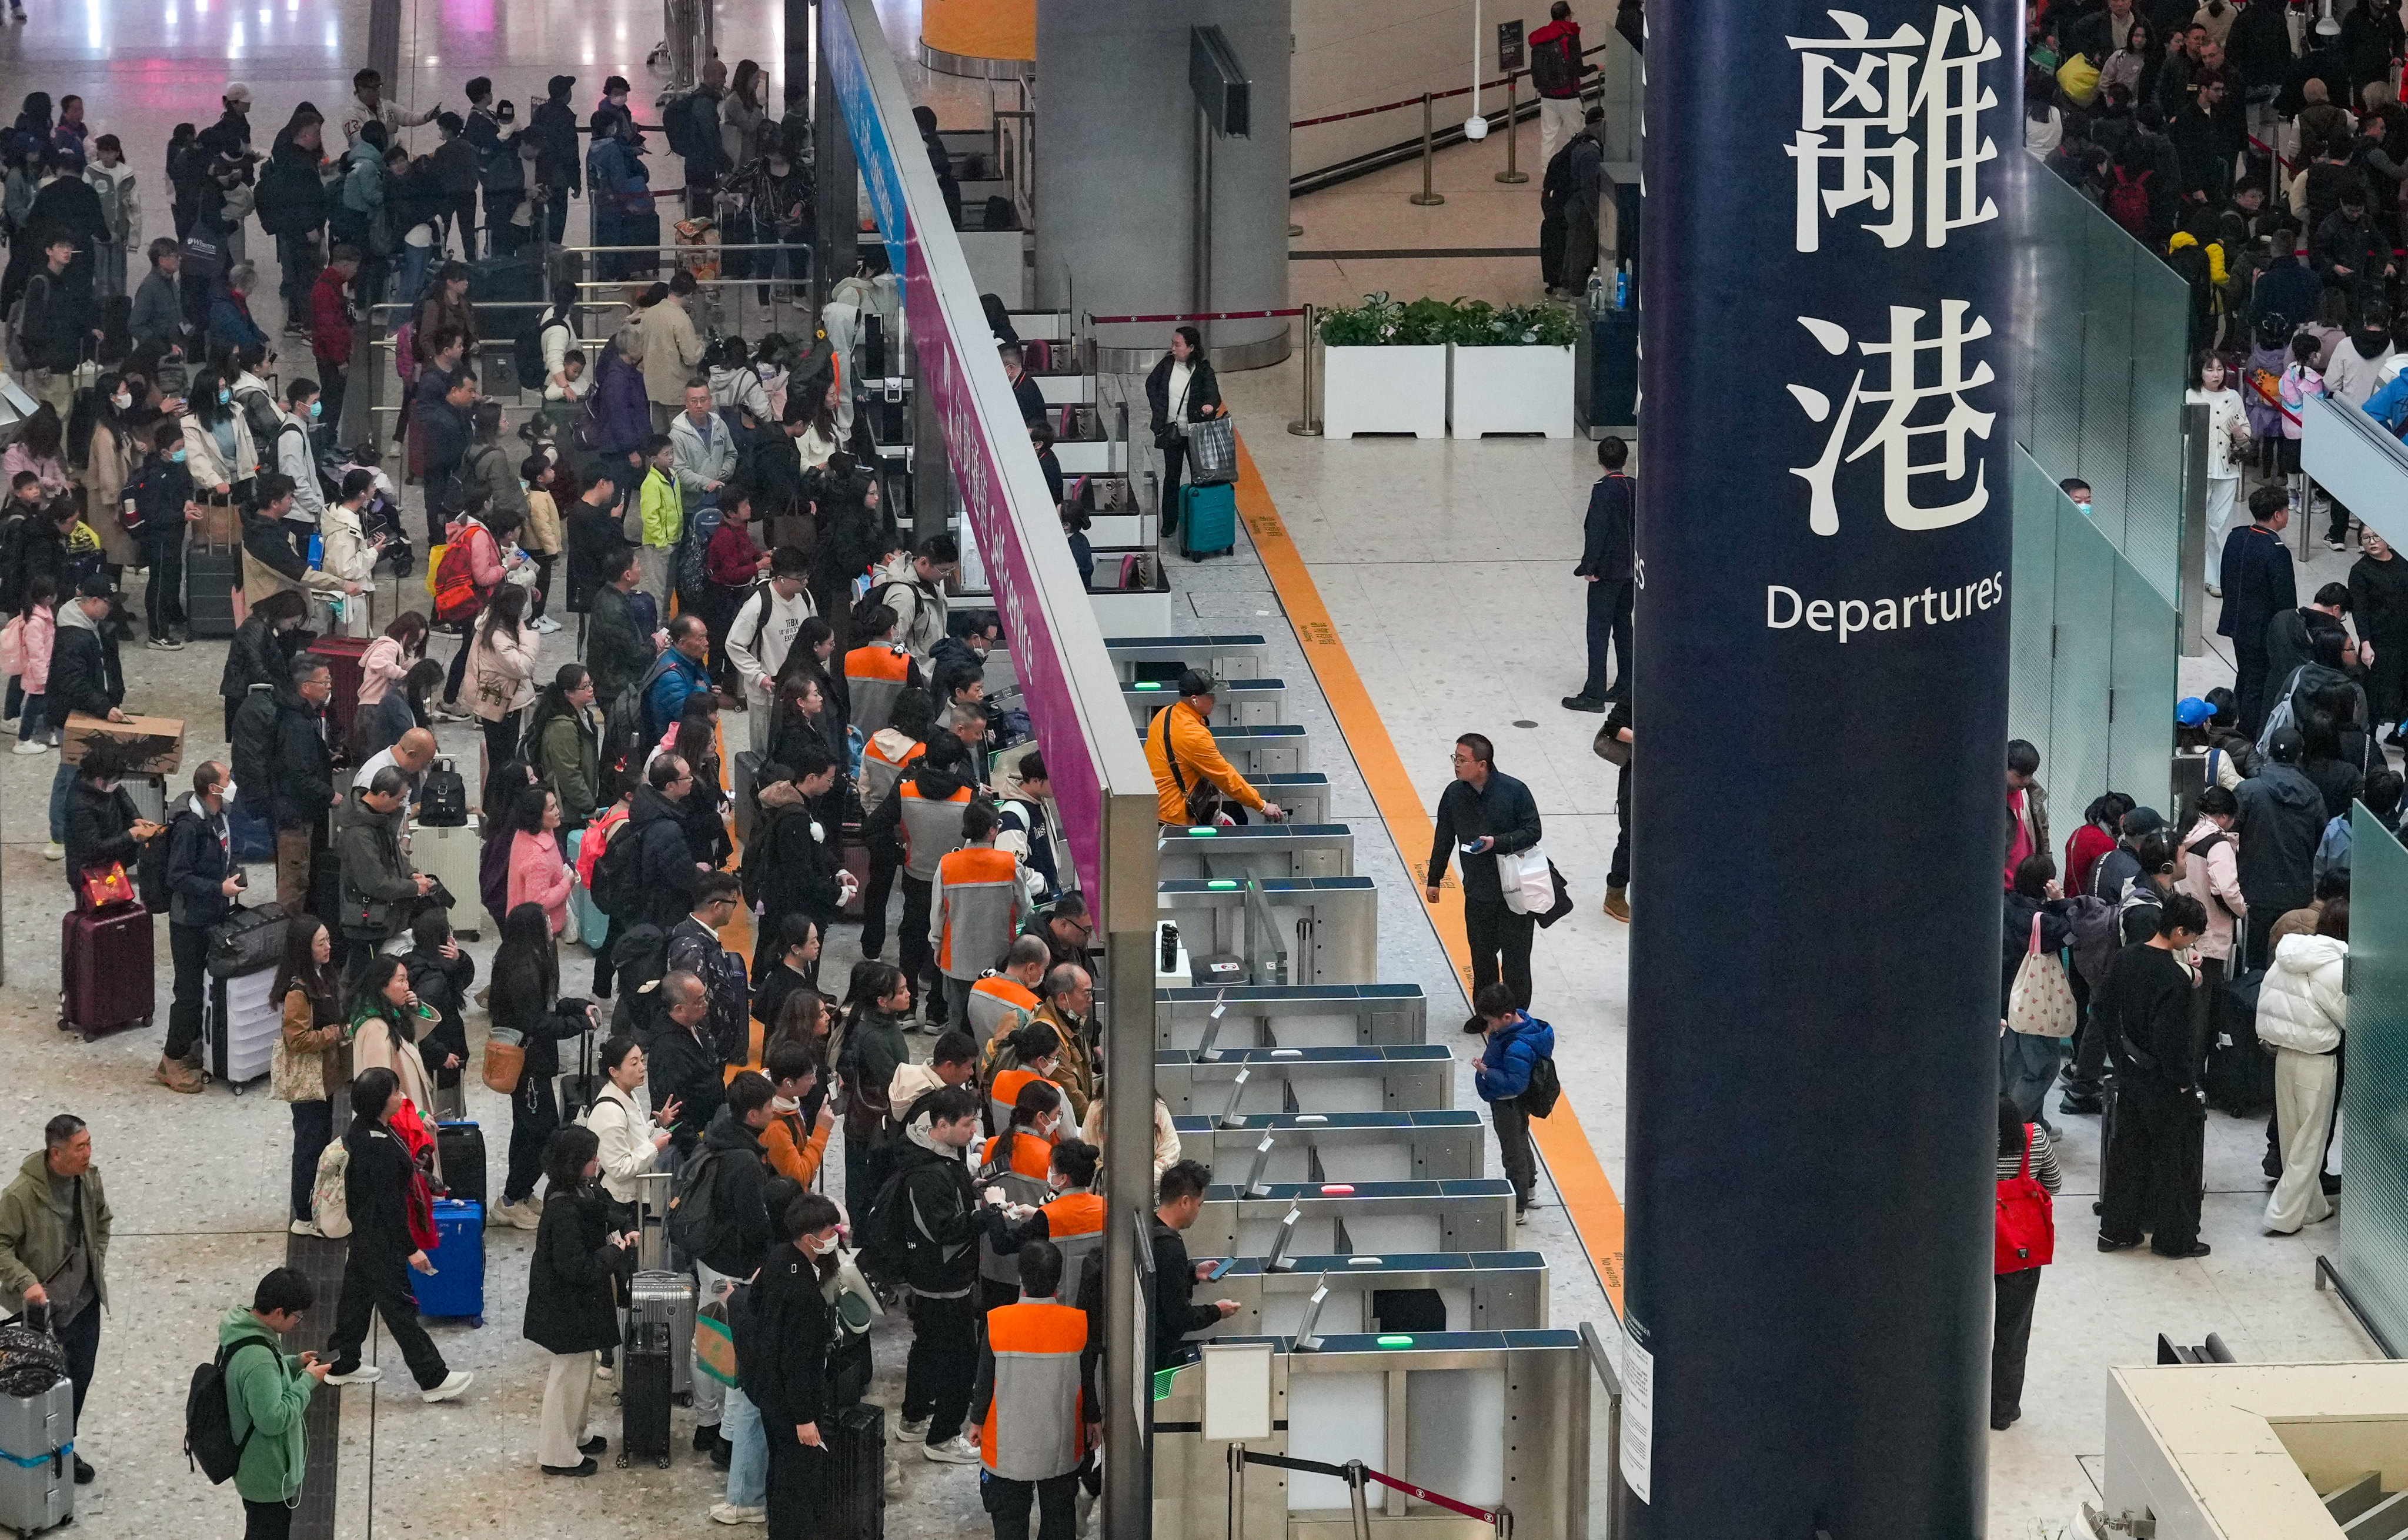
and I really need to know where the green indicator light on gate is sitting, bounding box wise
[1376,1335,1414,1346]
[1135,682,1162,689]
[1188,827,1217,836]
[1207,880,1239,889]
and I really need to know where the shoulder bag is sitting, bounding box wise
[1994,1127,2055,1272]
[2005,913,2078,1036]
[1155,706,1222,826]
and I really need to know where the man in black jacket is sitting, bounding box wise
[623,756,703,931]
[742,751,845,976]
[2235,727,2327,965]
[586,546,656,707]
[1564,435,1635,712]
[16,231,95,413]
[1148,1160,1235,1371]
[2095,896,2212,1259]
[529,76,582,246]
[161,761,242,1092]
[1424,734,1545,1014]
[2219,485,2297,733]
[647,972,724,1155]
[883,1086,990,1462]
[687,1072,778,1458]
[264,655,336,914]
[45,576,125,860]
[666,871,749,1063]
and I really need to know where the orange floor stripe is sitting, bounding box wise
[1231,436,1627,1313]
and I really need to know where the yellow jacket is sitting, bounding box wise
[1145,699,1264,826]
[639,466,681,552]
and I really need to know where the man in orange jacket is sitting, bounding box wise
[1144,670,1283,829]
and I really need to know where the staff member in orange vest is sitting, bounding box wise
[930,799,1033,1035]
[839,598,923,740]
[974,1080,1067,1311]
[966,934,1048,1051]
[983,1138,1107,1309]
[970,1239,1097,1540]
[862,731,978,1020]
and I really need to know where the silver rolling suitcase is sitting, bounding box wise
[630,1269,697,1398]
[0,1374,73,1534]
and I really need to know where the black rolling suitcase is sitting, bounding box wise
[436,1121,487,1214]
[184,543,242,640]
[556,1030,603,1122]
[824,1401,886,1540]
[617,1284,677,1469]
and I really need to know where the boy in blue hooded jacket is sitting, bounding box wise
[1471,983,1555,1224]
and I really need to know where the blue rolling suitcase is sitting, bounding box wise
[1180,482,1237,560]
[416,1199,485,1326]
[564,829,608,948]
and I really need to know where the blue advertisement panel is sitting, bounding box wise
[1626,4,2015,1532]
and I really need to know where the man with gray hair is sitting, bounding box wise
[335,764,437,965]
[1033,961,1097,1120]
[967,934,1050,1050]
[646,970,724,1155]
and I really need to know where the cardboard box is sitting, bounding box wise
[61,714,185,775]
[197,503,241,546]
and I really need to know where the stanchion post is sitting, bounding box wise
[1347,1463,1375,1540]
[1288,303,1322,437]
[1228,1443,1247,1540]
[1496,74,1529,183]
[1410,94,1446,206]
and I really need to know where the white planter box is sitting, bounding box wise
[1322,344,1449,439]
[1449,344,1577,439]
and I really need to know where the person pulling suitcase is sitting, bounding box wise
[0,1115,111,1485]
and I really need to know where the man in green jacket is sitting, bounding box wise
[220,1267,329,1539]
[0,1115,110,1484]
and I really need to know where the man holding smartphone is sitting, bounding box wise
[217,1267,331,1539]
[1426,734,1544,1017]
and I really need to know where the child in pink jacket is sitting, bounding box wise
[506,791,576,936]
[6,574,58,752]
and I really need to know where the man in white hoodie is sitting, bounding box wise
[722,545,815,754]
[867,535,957,663]
[82,135,138,301]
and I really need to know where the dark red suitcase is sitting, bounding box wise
[61,904,155,1040]
[840,829,869,920]
[312,634,372,761]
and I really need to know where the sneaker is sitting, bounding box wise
[693,1422,723,1455]
[884,1462,905,1498]
[145,635,185,652]
[9,739,47,755]
[897,1417,930,1444]
[1560,694,1607,713]
[923,1435,980,1464]
[289,1218,323,1237]
[2327,537,2349,552]
[493,1199,541,1231]
[41,841,63,861]
[2206,584,2222,599]
[325,1365,383,1385]
[711,1505,769,1525]
[155,1055,206,1094]
[420,1370,473,1403]
[593,1357,613,1382]
[578,1435,607,1455]
[2096,1234,2140,1253]
[531,614,564,634]
[1602,886,1631,923]
[541,1458,597,1477]
[2155,1241,2212,1259]
[1514,1208,1530,1226]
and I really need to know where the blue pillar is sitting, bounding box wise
[1627,2,2016,1533]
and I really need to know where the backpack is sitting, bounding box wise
[308,1140,352,1238]
[418,757,469,826]
[430,538,482,624]
[2315,813,2354,886]
[674,499,724,610]
[183,1338,274,1484]
[854,1164,913,1283]
[2064,893,2121,988]
[665,1143,734,1258]
[590,816,653,920]
[663,91,713,163]
[1521,1051,1562,1118]
[2106,166,2153,237]
[515,305,570,398]
[603,652,681,788]
[1529,31,1580,95]
[4,273,45,374]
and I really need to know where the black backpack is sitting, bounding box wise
[183,1338,272,1484]
[590,820,652,921]
[664,91,714,163]
[1521,1053,1562,1118]
[1529,32,1580,95]
[665,1143,734,1258]
[854,1164,913,1283]
[419,757,469,826]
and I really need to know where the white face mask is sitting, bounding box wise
[804,1232,839,1257]
[219,780,238,805]
[111,392,130,410]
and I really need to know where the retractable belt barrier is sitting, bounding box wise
[1087,308,1308,324]
[1233,1448,1514,1536]
[1288,39,1612,128]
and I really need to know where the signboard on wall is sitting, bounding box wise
[821,0,1152,900]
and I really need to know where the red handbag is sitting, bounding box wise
[76,861,136,912]
[1995,1127,2056,1274]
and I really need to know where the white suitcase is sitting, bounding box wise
[408,816,486,938]
[204,967,280,1088]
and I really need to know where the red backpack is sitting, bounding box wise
[431,536,483,625]
[2106,166,2152,238]
[1995,1126,2055,1273]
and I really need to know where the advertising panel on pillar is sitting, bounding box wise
[1627,2,2015,1534]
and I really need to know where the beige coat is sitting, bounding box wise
[350,1010,444,1181]
[81,419,140,564]
[639,298,705,407]
[465,620,540,721]
[317,500,379,589]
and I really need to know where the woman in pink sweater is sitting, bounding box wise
[357,611,429,708]
[506,785,576,936]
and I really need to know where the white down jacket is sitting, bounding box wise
[2255,933,2347,1054]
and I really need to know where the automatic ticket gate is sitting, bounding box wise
[1157,880,1381,986]
[1127,677,1288,726]
[1107,633,1268,682]
[1159,824,1355,881]
[1253,774,1331,826]
[1194,1181,1518,1257]
[1158,984,1427,1054]
[1175,1111,1485,1185]
[1197,1252,1550,1337]
[1135,723,1308,779]
[1156,1045,1454,1117]
[1150,1331,1590,1540]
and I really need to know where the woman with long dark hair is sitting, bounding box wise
[664,695,733,869]
[1991,1094,2059,1431]
[506,783,575,937]
[321,1067,474,1402]
[76,372,142,582]
[530,663,606,829]
[179,365,258,513]
[272,914,349,1234]
[1143,325,1223,528]
[348,954,447,1158]
[490,900,593,1231]
[524,1124,637,1476]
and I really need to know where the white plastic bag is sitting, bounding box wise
[1498,845,1554,916]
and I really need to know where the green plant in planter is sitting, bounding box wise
[1319,292,1404,346]
[1454,300,1579,348]
[1319,293,1578,347]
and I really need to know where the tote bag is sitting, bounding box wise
[2005,914,2076,1037]
[1994,1127,2055,1273]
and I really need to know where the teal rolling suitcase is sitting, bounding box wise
[1180,482,1237,560]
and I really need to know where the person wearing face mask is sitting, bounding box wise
[523,1124,637,1478]
[161,760,243,1094]
[272,379,329,535]
[737,1191,846,1532]
[973,1079,1066,1312]
[122,420,200,649]
[2186,349,2249,592]
[977,1137,1106,1316]
[79,372,142,586]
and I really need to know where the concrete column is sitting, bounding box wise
[1032,0,1291,372]
[1625,1,2015,1534]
